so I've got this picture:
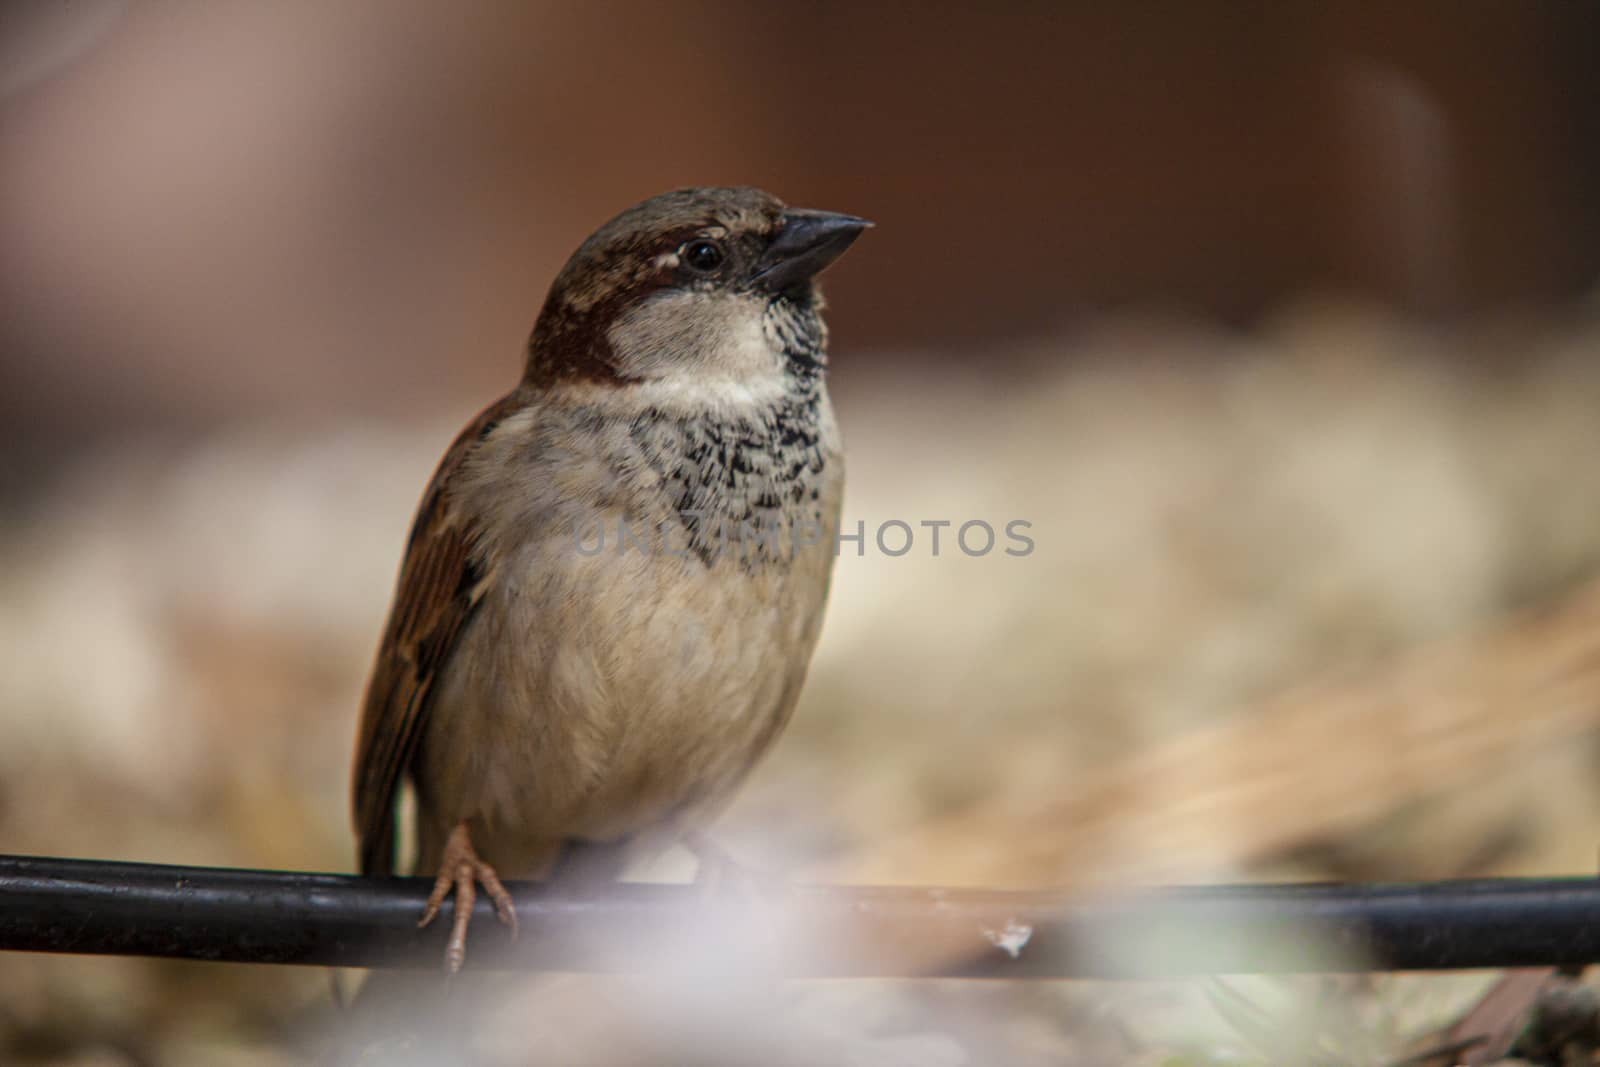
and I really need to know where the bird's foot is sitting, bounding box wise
[684,830,790,961]
[685,831,781,899]
[418,822,518,974]
[684,831,790,921]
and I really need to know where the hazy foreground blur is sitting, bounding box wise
[4,3,1600,1064]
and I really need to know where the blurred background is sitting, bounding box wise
[3,2,1600,1063]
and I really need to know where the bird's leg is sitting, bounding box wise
[418,821,518,973]
[683,830,782,897]
[683,831,790,964]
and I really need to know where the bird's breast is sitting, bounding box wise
[419,396,842,858]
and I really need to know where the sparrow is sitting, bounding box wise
[351,186,868,973]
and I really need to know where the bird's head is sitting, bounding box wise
[525,187,869,404]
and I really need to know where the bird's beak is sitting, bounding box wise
[754,209,872,293]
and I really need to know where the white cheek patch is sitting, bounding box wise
[634,375,787,412]
[716,305,785,376]
[606,291,789,413]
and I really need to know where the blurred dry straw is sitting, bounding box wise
[828,573,1600,891]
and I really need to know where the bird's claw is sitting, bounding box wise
[418,823,518,973]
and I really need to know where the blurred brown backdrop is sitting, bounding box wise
[3,2,1597,485]
[4,3,1600,1065]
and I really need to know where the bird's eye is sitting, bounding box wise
[682,240,725,273]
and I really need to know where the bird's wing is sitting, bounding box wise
[351,395,520,876]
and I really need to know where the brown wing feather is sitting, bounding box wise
[351,394,521,876]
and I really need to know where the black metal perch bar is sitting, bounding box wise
[3,854,1599,976]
